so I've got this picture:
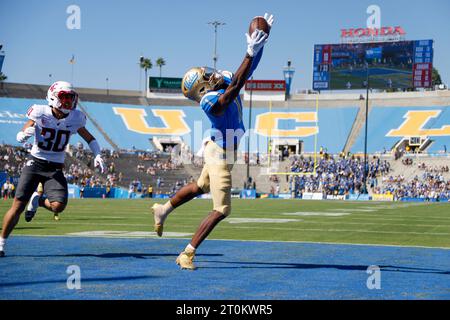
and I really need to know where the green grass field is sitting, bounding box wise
[1,199,449,248]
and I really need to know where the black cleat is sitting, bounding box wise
[25,210,36,222]
[0,251,5,257]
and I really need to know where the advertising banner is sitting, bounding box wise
[240,189,257,199]
[245,80,286,91]
[302,192,324,200]
[149,77,182,93]
[372,194,394,202]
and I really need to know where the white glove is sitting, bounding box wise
[263,13,274,28]
[16,126,35,143]
[94,154,106,173]
[246,29,268,57]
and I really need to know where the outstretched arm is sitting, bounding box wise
[212,30,268,115]
[215,53,254,113]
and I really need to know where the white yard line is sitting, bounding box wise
[229,225,449,236]
[29,222,147,227]
[328,209,378,212]
[13,234,450,250]
[284,220,450,228]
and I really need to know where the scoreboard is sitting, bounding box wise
[312,40,434,90]
[412,40,433,88]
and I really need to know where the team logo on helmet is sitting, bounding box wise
[46,81,78,114]
[184,71,199,91]
[182,67,225,102]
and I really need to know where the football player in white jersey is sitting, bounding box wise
[0,81,105,257]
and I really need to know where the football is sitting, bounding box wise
[248,16,270,36]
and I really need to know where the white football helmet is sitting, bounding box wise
[181,67,224,102]
[46,81,78,114]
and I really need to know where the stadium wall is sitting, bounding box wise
[0,97,358,154]
[0,97,112,149]
[2,83,450,155]
[351,105,450,153]
[3,96,450,155]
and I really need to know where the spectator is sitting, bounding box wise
[148,185,153,198]
[2,181,10,199]
[79,183,85,198]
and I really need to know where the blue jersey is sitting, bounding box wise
[200,49,263,150]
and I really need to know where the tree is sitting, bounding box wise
[0,72,7,90]
[139,57,152,94]
[156,57,166,78]
[432,67,442,87]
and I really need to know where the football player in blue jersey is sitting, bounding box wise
[152,13,274,270]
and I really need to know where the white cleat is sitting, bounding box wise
[25,192,40,222]
[152,203,167,237]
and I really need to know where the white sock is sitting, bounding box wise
[185,243,196,254]
[163,201,174,215]
[0,237,5,251]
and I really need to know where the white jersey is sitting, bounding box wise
[26,104,87,163]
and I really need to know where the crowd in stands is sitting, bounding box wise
[286,153,391,196]
[372,159,450,200]
[66,143,114,189]
[0,142,188,197]
[374,172,450,201]
[417,162,449,174]
[136,158,180,175]
[0,144,28,176]
[1,142,449,200]
[402,157,413,166]
[65,163,111,188]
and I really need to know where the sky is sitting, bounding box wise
[1,0,449,92]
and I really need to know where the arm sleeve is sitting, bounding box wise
[200,92,221,115]
[247,47,264,79]
[88,139,101,157]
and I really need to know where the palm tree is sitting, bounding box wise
[432,67,442,87]
[0,72,7,90]
[139,57,152,94]
[156,57,166,78]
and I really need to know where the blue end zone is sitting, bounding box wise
[0,236,449,300]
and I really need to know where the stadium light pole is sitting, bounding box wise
[139,55,143,93]
[208,21,226,70]
[246,76,254,184]
[363,62,370,194]
[283,60,295,100]
[0,45,4,75]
